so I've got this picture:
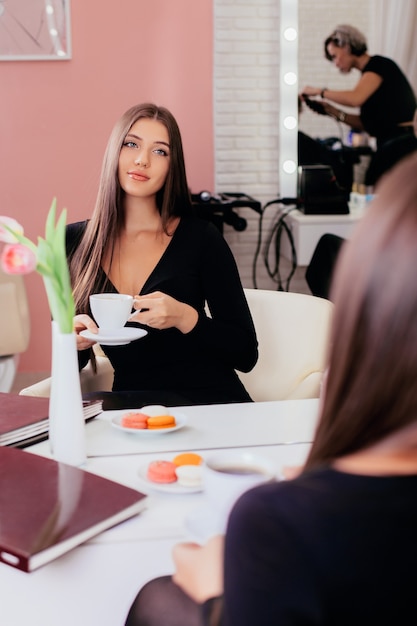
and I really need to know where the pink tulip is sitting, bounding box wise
[0,216,24,243]
[1,243,37,275]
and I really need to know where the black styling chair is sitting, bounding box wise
[305,234,345,300]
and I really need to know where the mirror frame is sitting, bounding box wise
[0,0,72,61]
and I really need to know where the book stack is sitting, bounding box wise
[0,392,103,448]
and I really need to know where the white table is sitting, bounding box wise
[34,398,319,458]
[280,207,363,265]
[1,399,319,626]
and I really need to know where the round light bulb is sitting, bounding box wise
[284,72,297,86]
[283,27,297,41]
[283,116,297,130]
[283,160,297,174]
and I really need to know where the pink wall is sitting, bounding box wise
[0,1,214,372]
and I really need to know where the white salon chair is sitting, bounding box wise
[0,267,31,392]
[20,289,333,402]
[239,289,332,401]
[19,343,114,398]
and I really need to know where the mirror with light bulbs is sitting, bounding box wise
[279,0,299,197]
[281,0,373,197]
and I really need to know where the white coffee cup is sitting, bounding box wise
[203,451,277,533]
[89,293,134,330]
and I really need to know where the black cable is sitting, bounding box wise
[263,206,297,291]
[252,199,298,290]
[274,216,298,291]
[251,206,264,289]
[251,198,295,288]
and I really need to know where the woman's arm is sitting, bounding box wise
[131,291,199,333]
[172,536,225,604]
[132,220,258,373]
[320,102,364,131]
[303,71,382,108]
[193,224,258,373]
[223,484,320,625]
[302,71,383,131]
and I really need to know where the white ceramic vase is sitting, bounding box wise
[49,321,86,466]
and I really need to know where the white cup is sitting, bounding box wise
[89,293,134,331]
[203,451,277,533]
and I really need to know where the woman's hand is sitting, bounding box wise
[281,465,303,480]
[172,535,225,604]
[301,86,322,98]
[301,94,349,123]
[131,291,198,333]
[321,101,340,118]
[73,314,98,350]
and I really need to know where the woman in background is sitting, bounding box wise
[67,103,257,408]
[302,24,417,186]
[126,151,417,625]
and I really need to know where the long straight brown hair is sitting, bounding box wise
[69,103,192,316]
[304,151,417,470]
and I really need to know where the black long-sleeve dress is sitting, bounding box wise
[66,216,258,406]
[125,465,417,626]
[223,466,417,625]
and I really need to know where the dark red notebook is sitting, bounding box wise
[0,447,147,572]
[0,392,102,447]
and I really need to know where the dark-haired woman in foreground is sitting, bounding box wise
[126,151,417,625]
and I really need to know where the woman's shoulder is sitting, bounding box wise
[66,220,89,255]
[232,465,417,522]
[67,219,89,234]
[365,55,401,74]
[179,215,224,241]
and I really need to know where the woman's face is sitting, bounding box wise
[118,118,170,199]
[326,42,355,74]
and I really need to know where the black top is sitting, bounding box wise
[66,216,258,405]
[360,55,416,144]
[221,466,417,625]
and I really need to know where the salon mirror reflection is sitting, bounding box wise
[296,0,417,191]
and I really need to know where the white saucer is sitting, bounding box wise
[184,504,225,542]
[80,327,148,346]
[111,412,187,435]
[137,463,203,494]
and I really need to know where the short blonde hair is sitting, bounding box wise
[324,24,367,60]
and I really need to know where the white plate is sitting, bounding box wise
[80,327,148,346]
[137,463,203,494]
[111,412,187,435]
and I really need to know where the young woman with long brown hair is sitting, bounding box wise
[68,103,257,407]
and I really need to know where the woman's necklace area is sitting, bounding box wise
[115,239,138,297]
[113,226,173,297]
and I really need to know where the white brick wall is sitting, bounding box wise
[214,0,370,289]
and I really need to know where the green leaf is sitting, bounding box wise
[45,198,57,243]
[41,199,75,333]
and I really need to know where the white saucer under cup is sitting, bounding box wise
[89,293,133,331]
[80,327,147,346]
